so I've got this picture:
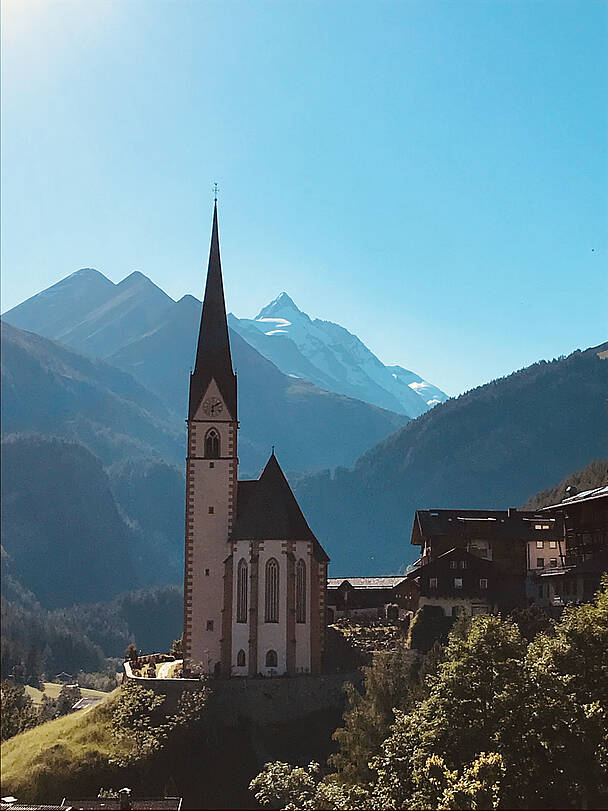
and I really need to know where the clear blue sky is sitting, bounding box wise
[2,0,606,395]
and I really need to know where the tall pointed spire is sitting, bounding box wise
[189,200,237,419]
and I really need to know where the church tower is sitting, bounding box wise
[183,200,238,675]
[184,199,329,678]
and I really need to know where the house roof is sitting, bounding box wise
[232,453,329,560]
[327,576,407,590]
[411,509,562,546]
[541,485,608,511]
[72,697,102,710]
[406,547,495,577]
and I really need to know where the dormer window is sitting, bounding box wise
[204,428,220,458]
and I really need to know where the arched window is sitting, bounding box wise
[265,649,278,668]
[265,558,279,623]
[236,559,248,623]
[237,649,246,667]
[204,428,220,459]
[296,559,306,623]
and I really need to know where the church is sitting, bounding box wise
[183,201,330,678]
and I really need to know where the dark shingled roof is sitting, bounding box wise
[232,453,329,560]
[412,509,563,545]
[189,201,237,420]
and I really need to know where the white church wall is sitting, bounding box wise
[257,542,288,676]
[295,541,313,673]
[231,539,251,676]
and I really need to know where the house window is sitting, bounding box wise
[469,540,491,559]
[265,649,278,668]
[206,620,214,631]
[296,559,306,623]
[471,605,489,615]
[550,558,558,568]
[459,560,468,570]
[480,578,488,589]
[205,568,210,576]
[537,558,544,568]
[429,577,438,589]
[265,558,279,622]
[209,461,215,469]
[208,506,214,514]
[454,578,463,589]
[204,428,220,459]
[236,649,246,667]
[536,540,544,549]
[452,605,466,617]
[549,541,557,549]
[237,558,248,623]
[450,561,457,569]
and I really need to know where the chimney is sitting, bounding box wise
[119,788,132,811]
[565,485,578,499]
[507,507,517,518]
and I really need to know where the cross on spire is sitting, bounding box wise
[213,182,219,202]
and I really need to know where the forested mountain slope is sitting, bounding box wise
[295,343,608,575]
[522,458,608,509]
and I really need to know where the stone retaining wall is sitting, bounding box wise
[123,658,362,726]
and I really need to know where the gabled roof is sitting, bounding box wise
[232,453,330,560]
[327,576,407,590]
[189,201,237,419]
[406,547,495,577]
[542,485,608,511]
[411,509,562,545]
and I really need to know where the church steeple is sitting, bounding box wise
[189,200,237,420]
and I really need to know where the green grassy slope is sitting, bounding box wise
[0,690,127,802]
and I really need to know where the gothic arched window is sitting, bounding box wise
[265,649,278,668]
[204,428,220,459]
[237,558,248,623]
[237,649,246,667]
[296,558,306,623]
[265,558,279,623]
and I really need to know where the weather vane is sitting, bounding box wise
[213,182,219,202]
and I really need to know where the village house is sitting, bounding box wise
[533,485,608,608]
[326,576,419,622]
[407,508,563,617]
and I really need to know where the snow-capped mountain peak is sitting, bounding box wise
[229,293,448,419]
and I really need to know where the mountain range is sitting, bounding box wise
[228,292,447,417]
[2,270,408,475]
[2,268,606,588]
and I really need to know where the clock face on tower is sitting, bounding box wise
[202,397,223,416]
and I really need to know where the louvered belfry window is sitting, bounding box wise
[265,558,279,622]
[237,558,248,623]
[204,428,220,458]
[296,558,306,623]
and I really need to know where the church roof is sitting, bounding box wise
[232,453,330,560]
[189,200,237,419]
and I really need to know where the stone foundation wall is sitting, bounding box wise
[123,659,362,726]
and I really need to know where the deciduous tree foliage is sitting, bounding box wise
[0,681,39,741]
[251,580,608,810]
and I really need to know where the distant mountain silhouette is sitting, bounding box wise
[293,343,608,576]
[3,273,408,474]
[229,291,447,417]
